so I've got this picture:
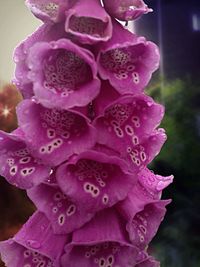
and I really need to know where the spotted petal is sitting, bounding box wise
[26,0,73,23]
[97,20,160,94]
[103,0,153,21]
[27,38,100,109]
[17,100,96,166]
[94,95,165,173]
[61,209,139,267]
[56,149,135,216]
[117,186,171,249]
[65,0,112,44]
[28,183,94,234]
[0,131,50,189]
[0,212,68,267]
[14,23,67,99]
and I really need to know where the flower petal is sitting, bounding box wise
[0,212,68,267]
[26,0,73,23]
[61,209,139,267]
[28,183,94,234]
[56,149,135,216]
[94,95,165,172]
[65,0,112,44]
[103,0,153,21]
[118,191,171,249]
[17,100,96,166]
[14,23,68,99]
[136,256,160,267]
[97,20,160,94]
[0,131,50,189]
[27,39,100,109]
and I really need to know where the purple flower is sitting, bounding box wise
[117,169,172,248]
[56,148,135,216]
[94,94,165,173]
[136,255,160,267]
[65,0,112,44]
[0,212,68,267]
[28,183,94,234]
[0,131,50,189]
[14,23,68,98]
[17,99,96,166]
[26,0,74,23]
[61,209,139,267]
[27,38,100,109]
[97,20,160,94]
[103,0,153,21]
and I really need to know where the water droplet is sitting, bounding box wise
[26,240,41,249]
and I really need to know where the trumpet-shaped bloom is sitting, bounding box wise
[27,38,100,109]
[65,0,112,44]
[0,212,68,267]
[0,131,50,189]
[94,94,165,173]
[26,0,73,23]
[97,20,160,94]
[17,100,96,166]
[28,183,94,234]
[56,149,135,216]
[61,209,139,267]
[103,0,152,21]
[14,23,68,98]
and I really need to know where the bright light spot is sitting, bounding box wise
[1,106,11,118]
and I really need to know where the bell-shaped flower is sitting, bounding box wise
[0,212,69,267]
[94,94,165,173]
[26,0,74,23]
[97,20,160,94]
[103,0,152,22]
[14,23,67,99]
[0,131,50,189]
[28,183,94,234]
[27,38,100,109]
[17,99,96,166]
[61,209,139,267]
[65,0,112,44]
[56,148,135,217]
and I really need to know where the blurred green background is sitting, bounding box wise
[0,0,200,267]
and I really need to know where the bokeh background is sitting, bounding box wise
[0,0,200,266]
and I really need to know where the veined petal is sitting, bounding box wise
[0,212,69,267]
[94,95,165,173]
[61,209,139,267]
[14,23,67,99]
[103,0,153,21]
[27,39,100,109]
[56,149,135,215]
[28,183,94,234]
[97,20,160,94]
[0,131,50,189]
[65,0,112,44]
[26,0,74,23]
[17,100,96,166]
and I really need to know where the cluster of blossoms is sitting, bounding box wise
[0,0,173,266]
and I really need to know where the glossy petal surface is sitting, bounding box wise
[26,0,73,22]
[28,39,100,109]
[28,183,94,234]
[61,209,139,267]
[103,0,152,21]
[94,95,165,172]
[0,131,50,189]
[0,212,68,267]
[65,0,112,44]
[17,100,96,166]
[14,23,67,98]
[97,21,160,94]
[56,149,135,215]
